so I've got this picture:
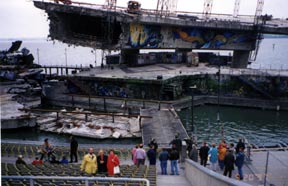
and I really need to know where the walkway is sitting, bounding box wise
[140,108,189,146]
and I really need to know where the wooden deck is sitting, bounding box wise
[141,108,189,146]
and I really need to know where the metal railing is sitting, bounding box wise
[2,176,150,186]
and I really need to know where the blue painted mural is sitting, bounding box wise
[173,28,256,49]
[129,24,163,48]
[128,23,256,49]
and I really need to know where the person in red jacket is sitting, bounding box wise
[107,149,120,176]
[32,157,43,165]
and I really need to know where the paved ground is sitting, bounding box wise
[141,108,189,146]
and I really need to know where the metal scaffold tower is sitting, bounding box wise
[203,0,213,19]
[105,0,117,10]
[254,0,264,24]
[233,0,241,17]
[156,0,178,17]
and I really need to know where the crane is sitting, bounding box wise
[105,0,117,10]
[157,0,178,17]
[203,0,213,19]
[233,0,241,17]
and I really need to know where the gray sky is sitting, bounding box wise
[0,0,287,39]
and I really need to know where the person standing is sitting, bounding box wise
[199,142,209,167]
[132,144,138,165]
[208,143,218,171]
[70,136,78,163]
[223,149,235,178]
[235,147,245,180]
[169,134,182,160]
[16,155,26,165]
[169,144,179,175]
[135,144,146,167]
[40,138,54,161]
[97,149,108,174]
[218,143,227,170]
[107,149,120,176]
[147,145,156,165]
[159,148,169,175]
[80,148,97,175]
[189,144,198,162]
[236,139,245,154]
[149,138,158,152]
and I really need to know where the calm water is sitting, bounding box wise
[0,37,288,69]
[178,106,288,147]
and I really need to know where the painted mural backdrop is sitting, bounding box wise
[128,24,256,49]
[129,24,163,48]
[172,28,256,49]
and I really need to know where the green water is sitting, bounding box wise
[2,106,288,148]
[178,106,288,148]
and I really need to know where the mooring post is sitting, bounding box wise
[263,151,270,186]
[56,112,59,121]
[49,67,52,77]
[88,95,91,109]
[158,101,161,110]
[104,98,107,112]
[85,113,88,122]
[72,95,74,107]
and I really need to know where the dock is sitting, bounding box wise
[140,108,189,146]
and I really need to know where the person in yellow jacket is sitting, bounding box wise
[81,148,98,174]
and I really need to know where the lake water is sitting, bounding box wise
[0,37,288,69]
[178,105,288,148]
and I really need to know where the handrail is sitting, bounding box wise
[2,176,150,186]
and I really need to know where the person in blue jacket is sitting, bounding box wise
[235,147,245,180]
[147,145,156,165]
[208,143,218,171]
[158,148,169,175]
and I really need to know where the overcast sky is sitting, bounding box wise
[0,0,287,39]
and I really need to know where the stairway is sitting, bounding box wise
[67,77,92,95]
[237,76,273,99]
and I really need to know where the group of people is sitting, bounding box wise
[131,136,182,176]
[16,136,121,176]
[189,138,246,180]
[80,148,120,176]
[15,134,247,180]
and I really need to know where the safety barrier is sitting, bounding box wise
[2,176,150,186]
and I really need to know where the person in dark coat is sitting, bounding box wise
[169,144,179,175]
[236,138,245,153]
[147,145,157,165]
[235,147,245,180]
[16,155,26,165]
[97,149,108,174]
[223,149,235,178]
[70,136,78,163]
[189,144,198,162]
[149,138,158,152]
[169,134,182,161]
[199,142,209,167]
[159,148,169,175]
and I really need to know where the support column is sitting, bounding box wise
[232,50,250,68]
[120,49,139,66]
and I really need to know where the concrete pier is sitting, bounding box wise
[140,108,189,146]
